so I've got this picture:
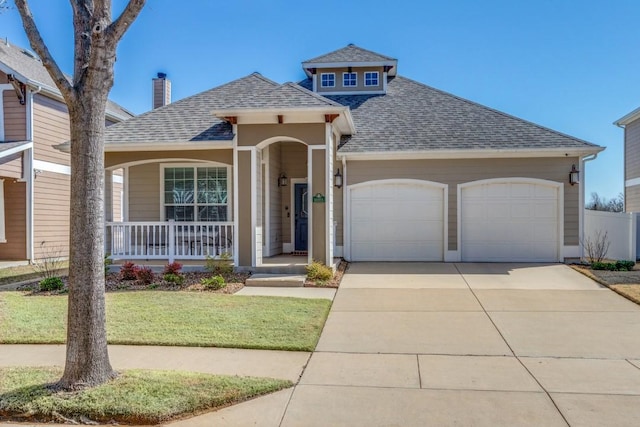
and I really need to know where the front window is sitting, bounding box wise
[364,71,379,87]
[343,72,357,87]
[321,73,335,88]
[164,166,228,221]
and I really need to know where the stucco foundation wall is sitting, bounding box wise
[345,157,580,250]
[33,171,70,260]
[0,179,26,259]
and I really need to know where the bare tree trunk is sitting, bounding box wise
[59,93,115,389]
[14,0,146,390]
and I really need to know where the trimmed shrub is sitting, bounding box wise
[39,277,64,292]
[163,273,184,285]
[201,275,226,290]
[615,260,635,271]
[163,262,183,275]
[135,266,155,285]
[119,261,138,281]
[306,261,333,284]
[205,253,234,276]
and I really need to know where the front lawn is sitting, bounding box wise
[0,367,291,424]
[0,291,331,351]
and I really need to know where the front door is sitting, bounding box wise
[294,183,308,251]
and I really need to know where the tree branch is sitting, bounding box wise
[106,0,145,46]
[14,0,74,101]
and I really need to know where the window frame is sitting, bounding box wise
[160,163,231,222]
[342,72,357,87]
[320,72,336,88]
[364,71,379,87]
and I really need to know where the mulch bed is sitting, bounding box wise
[304,260,348,288]
[570,264,640,306]
[18,271,249,296]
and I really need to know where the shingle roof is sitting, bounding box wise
[103,73,280,144]
[228,82,343,109]
[0,40,133,120]
[302,76,600,153]
[303,44,396,64]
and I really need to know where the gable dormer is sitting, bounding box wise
[302,44,397,95]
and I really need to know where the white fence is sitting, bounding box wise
[583,210,638,261]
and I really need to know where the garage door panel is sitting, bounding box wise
[349,182,444,262]
[461,181,559,262]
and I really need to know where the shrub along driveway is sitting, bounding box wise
[206,262,640,427]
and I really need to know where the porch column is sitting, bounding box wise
[104,170,113,255]
[310,146,328,265]
[236,148,253,267]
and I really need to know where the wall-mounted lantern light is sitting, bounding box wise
[569,164,580,186]
[278,173,288,187]
[334,168,343,189]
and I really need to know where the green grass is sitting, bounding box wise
[0,366,291,424]
[0,291,331,351]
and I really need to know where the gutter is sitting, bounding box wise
[578,152,600,260]
[24,84,42,263]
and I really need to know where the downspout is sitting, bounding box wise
[579,153,599,260]
[25,85,41,263]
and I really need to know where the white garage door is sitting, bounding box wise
[349,181,444,261]
[460,181,560,262]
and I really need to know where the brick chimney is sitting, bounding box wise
[152,72,171,109]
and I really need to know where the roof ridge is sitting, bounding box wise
[393,75,600,148]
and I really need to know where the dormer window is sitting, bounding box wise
[365,71,379,87]
[321,73,335,88]
[343,72,357,87]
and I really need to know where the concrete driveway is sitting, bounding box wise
[197,263,640,426]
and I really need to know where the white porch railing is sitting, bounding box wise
[106,220,234,262]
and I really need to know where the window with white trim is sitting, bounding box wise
[364,71,379,87]
[343,72,357,87]
[163,166,228,221]
[321,73,335,88]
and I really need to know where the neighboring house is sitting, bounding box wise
[615,107,640,212]
[94,44,603,269]
[0,40,133,262]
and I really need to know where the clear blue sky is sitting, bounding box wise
[1,0,638,201]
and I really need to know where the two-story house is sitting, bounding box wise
[615,107,640,212]
[88,44,603,268]
[0,40,133,263]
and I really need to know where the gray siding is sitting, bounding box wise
[625,119,640,181]
[626,184,640,213]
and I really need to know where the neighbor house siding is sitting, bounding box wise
[625,119,640,212]
[626,185,640,213]
[3,90,27,141]
[346,157,579,250]
[32,94,70,166]
[0,153,23,179]
[33,171,70,260]
[128,163,160,221]
[625,119,640,181]
[0,179,26,259]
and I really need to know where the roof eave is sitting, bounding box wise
[0,141,33,159]
[337,146,605,160]
[55,140,234,154]
[614,106,640,127]
[302,60,398,77]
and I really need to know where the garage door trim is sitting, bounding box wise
[457,177,563,262]
[345,179,448,262]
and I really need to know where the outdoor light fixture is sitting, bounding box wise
[278,173,288,187]
[569,164,580,186]
[334,168,343,189]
